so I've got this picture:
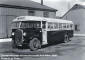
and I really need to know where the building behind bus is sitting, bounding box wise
[0,0,57,38]
[62,4,85,35]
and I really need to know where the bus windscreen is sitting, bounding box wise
[12,22,20,28]
[20,21,41,28]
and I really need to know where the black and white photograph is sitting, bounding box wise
[0,0,85,60]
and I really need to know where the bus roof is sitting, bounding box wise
[13,16,73,24]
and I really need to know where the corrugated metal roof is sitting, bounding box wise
[70,4,85,10]
[0,0,57,12]
[62,4,85,18]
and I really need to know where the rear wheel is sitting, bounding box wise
[29,38,41,51]
[63,34,69,43]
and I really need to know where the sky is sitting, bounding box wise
[31,0,83,17]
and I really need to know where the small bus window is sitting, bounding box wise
[59,23,62,29]
[48,23,50,29]
[48,22,55,29]
[48,22,51,29]
[70,24,73,28]
[54,23,58,29]
[42,21,46,29]
[67,24,69,28]
[63,23,67,28]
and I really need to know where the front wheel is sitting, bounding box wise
[63,34,70,43]
[29,38,41,51]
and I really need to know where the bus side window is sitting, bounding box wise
[70,24,73,29]
[42,21,46,29]
[59,23,62,29]
[48,22,51,29]
[67,24,69,28]
[63,23,66,29]
[48,23,50,28]
[50,23,53,29]
[54,23,58,29]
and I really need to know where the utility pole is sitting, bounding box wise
[41,0,43,5]
[67,0,71,9]
[67,0,79,9]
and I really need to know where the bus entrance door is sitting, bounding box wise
[42,21,47,45]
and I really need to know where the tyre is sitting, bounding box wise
[63,34,69,43]
[29,38,41,51]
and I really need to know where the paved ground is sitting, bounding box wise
[0,36,85,60]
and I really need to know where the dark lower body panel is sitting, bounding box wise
[47,30,73,44]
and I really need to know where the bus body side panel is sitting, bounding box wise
[47,30,65,43]
[47,30,73,44]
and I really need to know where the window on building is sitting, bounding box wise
[75,24,80,31]
[28,11,35,16]
[43,11,49,17]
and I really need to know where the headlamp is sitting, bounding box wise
[12,32,14,35]
[23,32,26,36]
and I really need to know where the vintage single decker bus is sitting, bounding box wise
[11,16,74,51]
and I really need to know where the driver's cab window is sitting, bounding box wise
[42,21,46,29]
